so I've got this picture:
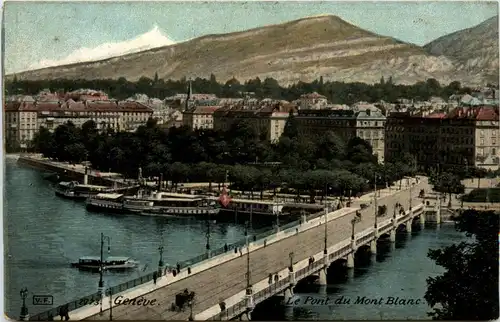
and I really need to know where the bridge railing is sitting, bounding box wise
[209,276,293,320]
[29,292,102,321]
[206,204,428,320]
[29,216,313,320]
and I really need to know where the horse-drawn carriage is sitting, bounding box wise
[171,289,196,312]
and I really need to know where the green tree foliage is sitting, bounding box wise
[429,172,465,206]
[425,210,499,320]
[5,77,471,103]
[282,110,299,140]
[32,116,413,202]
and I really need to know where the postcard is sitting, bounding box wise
[3,1,499,321]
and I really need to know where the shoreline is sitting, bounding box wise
[16,154,129,187]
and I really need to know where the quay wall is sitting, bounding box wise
[16,155,126,187]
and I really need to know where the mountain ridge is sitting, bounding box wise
[7,15,497,86]
[423,15,499,84]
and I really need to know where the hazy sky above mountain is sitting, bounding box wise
[3,1,498,74]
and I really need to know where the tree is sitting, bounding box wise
[282,110,299,140]
[430,172,465,206]
[32,127,55,157]
[472,167,488,189]
[425,209,499,320]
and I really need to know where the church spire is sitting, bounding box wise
[185,78,193,111]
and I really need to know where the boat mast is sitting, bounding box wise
[99,233,104,289]
[98,233,110,314]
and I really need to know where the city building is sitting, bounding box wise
[213,102,296,142]
[295,105,386,163]
[297,92,328,110]
[471,107,500,170]
[4,97,153,151]
[64,89,109,101]
[384,106,499,171]
[182,106,220,130]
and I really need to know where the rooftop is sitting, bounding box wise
[4,100,154,113]
[185,106,221,114]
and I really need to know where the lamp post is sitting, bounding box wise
[274,199,280,233]
[19,288,28,321]
[158,245,164,276]
[206,214,211,258]
[245,221,252,294]
[99,233,111,315]
[409,177,413,212]
[374,174,378,229]
[107,288,113,321]
[351,217,357,240]
[324,204,328,255]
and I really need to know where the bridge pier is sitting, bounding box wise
[434,209,441,225]
[405,221,412,233]
[369,239,377,254]
[240,310,252,321]
[346,253,355,269]
[389,229,396,242]
[419,213,426,226]
[243,286,254,320]
[316,267,328,285]
[282,287,294,304]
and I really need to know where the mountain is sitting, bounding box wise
[6,15,492,86]
[424,16,499,84]
[21,25,176,73]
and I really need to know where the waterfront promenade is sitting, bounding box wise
[17,154,130,187]
[43,177,427,321]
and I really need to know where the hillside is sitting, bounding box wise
[424,15,499,84]
[7,15,489,86]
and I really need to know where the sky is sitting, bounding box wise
[2,1,498,74]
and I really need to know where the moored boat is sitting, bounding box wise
[55,181,109,199]
[71,256,139,270]
[122,190,218,217]
[213,187,286,217]
[123,198,155,212]
[85,193,125,213]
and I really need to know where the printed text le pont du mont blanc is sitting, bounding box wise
[285,295,424,306]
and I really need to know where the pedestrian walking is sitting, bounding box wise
[264,239,267,247]
[224,243,228,252]
[153,271,158,284]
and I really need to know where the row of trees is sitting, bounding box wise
[32,114,419,200]
[7,75,474,104]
